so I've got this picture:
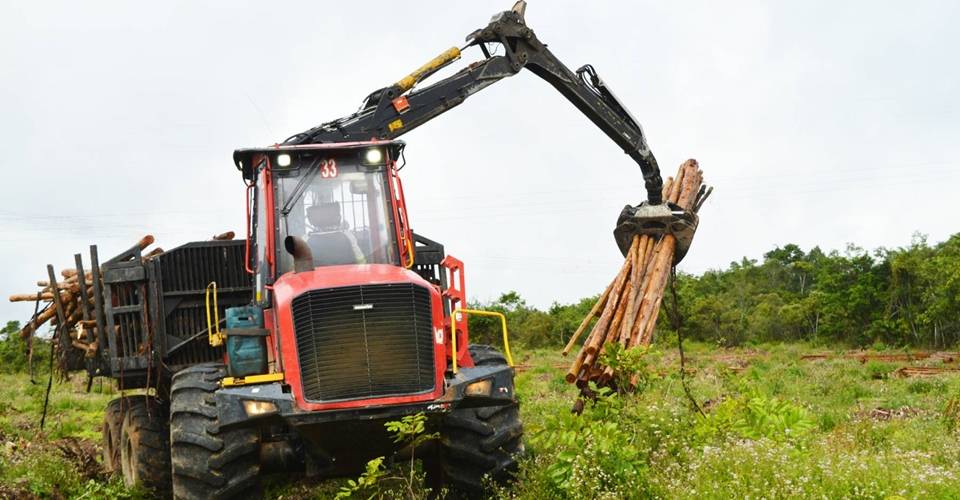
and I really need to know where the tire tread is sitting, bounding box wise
[433,345,524,496]
[170,363,261,500]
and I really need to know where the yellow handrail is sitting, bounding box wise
[404,237,415,269]
[449,308,514,373]
[205,282,225,347]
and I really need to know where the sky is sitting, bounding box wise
[1,0,958,324]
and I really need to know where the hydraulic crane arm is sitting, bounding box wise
[284,2,700,261]
[285,1,664,205]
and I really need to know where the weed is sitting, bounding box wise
[907,378,945,394]
[695,393,815,444]
[864,360,896,380]
[599,343,656,393]
[336,413,437,499]
[944,397,960,433]
[529,383,650,498]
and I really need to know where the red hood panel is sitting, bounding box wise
[271,264,447,412]
[273,264,431,295]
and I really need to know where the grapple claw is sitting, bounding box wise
[613,202,699,264]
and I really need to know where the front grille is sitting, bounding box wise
[291,283,435,402]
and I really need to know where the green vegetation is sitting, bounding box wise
[334,413,438,500]
[2,343,960,498]
[0,320,48,374]
[506,345,960,499]
[0,357,147,498]
[471,233,960,349]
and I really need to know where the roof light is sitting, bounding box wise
[277,154,291,167]
[364,148,384,165]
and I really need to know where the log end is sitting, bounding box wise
[138,234,156,250]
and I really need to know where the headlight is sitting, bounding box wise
[464,379,493,397]
[276,153,292,167]
[242,400,278,416]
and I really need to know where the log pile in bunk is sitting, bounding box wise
[563,159,711,393]
[8,232,236,369]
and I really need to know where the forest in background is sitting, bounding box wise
[469,233,960,350]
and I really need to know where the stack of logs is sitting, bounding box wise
[8,231,236,356]
[7,235,161,368]
[563,159,710,391]
[11,266,97,356]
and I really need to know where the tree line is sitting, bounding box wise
[469,233,960,349]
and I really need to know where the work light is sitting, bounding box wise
[362,147,384,165]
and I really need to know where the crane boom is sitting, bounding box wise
[285,1,665,205]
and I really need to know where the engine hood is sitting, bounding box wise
[273,263,431,298]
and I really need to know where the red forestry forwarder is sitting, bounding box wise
[55,2,694,498]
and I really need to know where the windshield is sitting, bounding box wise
[276,158,399,272]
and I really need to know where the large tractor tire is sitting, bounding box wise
[170,363,261,500]
[102,398,123,473]
[434,344,525,495]
[118,396,172,493]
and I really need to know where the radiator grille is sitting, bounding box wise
[292,283,435,402]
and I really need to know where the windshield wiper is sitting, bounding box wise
[280,158,322,216]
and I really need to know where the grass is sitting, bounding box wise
[0,372,149,499]
[3,343,960,498]
[508,342,960,499]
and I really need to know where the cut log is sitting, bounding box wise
[144,247,165,258]
[564,159,710,394]
[562,279,614,356]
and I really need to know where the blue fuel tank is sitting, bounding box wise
[224,305,268,378]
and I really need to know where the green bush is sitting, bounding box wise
[0,322,29,374]
[695,393,815,443]
[864,360,896,380]
[529,384,650,498]
[908,378,945,394]
[336,413,437,499]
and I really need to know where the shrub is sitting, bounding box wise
[598,344,656,393]
[0,322,29,374]
[864,360,896,380]
[696,393,815,443]
[336,413,437,499]
[907,378,945,394]
[529,384,650,498]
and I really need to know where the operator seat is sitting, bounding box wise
[306,202,363,266]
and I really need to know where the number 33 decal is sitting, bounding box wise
[319,159,338,178]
